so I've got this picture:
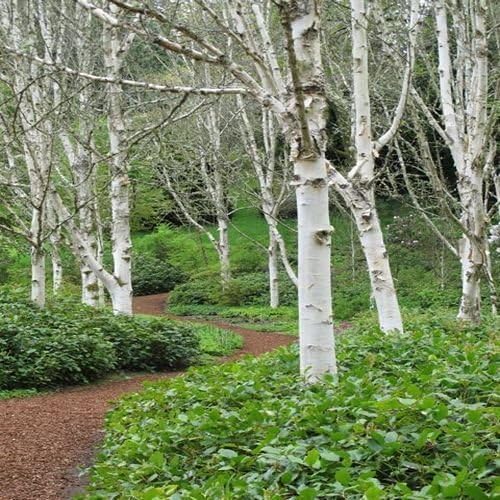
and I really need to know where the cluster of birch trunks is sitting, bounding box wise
[0,0,497,381]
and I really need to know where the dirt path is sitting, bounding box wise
[0,294,295,500]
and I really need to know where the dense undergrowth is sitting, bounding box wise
[0,293,241,390]
[82,312,498,499]
[133,206,483,321]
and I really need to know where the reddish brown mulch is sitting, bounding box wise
[0,293,295,500]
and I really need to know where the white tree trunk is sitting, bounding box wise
[295,157,336,380]
[217,215,231,286]
[434,0,489,322]
[457,169,485,322]
[51,245,63,293]
[458,235,482,322]
[352,195,403,331]
[31,247,46,308]
[284,1,337,381]
[268,226,279,308]
[336,0,404,333]
[103,8,134,314]
[81,265,99,307]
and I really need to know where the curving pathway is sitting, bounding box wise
[0,293,294,500]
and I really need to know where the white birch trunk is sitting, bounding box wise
[286,1,337,380]
[217,215,231,286]
[103,8,133,314]
[237,97,297,306]
[31,246,46,307]
[344,0,403,332]
[352,197,403,331]
[434,0,489,322]
[51,244,63,293]
[268,226,279,308]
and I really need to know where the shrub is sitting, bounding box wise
[133,225,209,276]
[169,278,221,306]
[82,313,498,499]
[99,316,200,371]
[0,294,200,389]
[170,272,297,308]
[132,254,185,296]
[0,299,116,388]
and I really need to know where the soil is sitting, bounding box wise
[0,293,295,500]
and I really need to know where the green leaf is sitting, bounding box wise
[320,450,340,462]
[442,485,460,497]
[335,468,352,486]
[364,486,384,500]
[463,485,488,500]
[305,449,321,468]
[218,448,238,459]
[398,398,416,406]
[297,487,318,500]
[149,451,165,468]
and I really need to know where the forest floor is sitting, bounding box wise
[0,293,294,500]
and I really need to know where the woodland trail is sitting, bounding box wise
[0,293,295,500]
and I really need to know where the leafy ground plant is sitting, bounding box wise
[168,304,298,334]
[81,312,498,499]
[0,293,200,389]
[190,324,243,356]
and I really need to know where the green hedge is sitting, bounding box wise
[82,312,498,499]
[132,254,186,296]
[0,293,200,389]
[169,272,297,308]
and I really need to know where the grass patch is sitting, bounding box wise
[169,304,298,334]
[0,388,39,400]
[191,323,243,356]
[81,312,498,499]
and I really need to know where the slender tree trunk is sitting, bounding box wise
[457,168,485,322]
[217,215,231,286]
[268,225,279,308]
[31,246,46,307]
[352,193,403,331]
[104,10,133,314]
[458,235,482,322]
[81,264,99,306]
[109,173,133,314]
[433,0,490,322]
[346,0,403,332]
[51,244,63,293]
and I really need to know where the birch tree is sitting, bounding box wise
[409,0,497,322]
[326,0,420,333]
[0,0,60,307]
[72,0,337,380]
[237,97,298,307]
[156,102,236,288]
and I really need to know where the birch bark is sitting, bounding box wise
[434,0,489,322]
[327,0,420,332]
[284,1,337,380]
[102,4,133,314]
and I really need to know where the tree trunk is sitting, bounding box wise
[457,235,482,322]
[217,215,231,286]
[81,261,99,307]
[31,247,46,308]
[457,168,485,322]
[109,173,133,314]
[51,245,63,293]
[284,0,337,381]
[268,226,279,308]
[104,10,134,315]
[352,194,403,332]
[295,157,336,380]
